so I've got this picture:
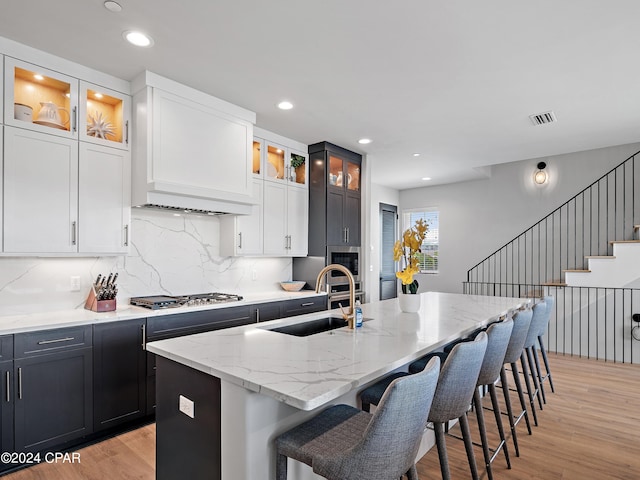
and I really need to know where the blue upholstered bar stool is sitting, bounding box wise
[360,332,488,480]
[520,301,548,422]
[275,357,440,480]
[412,320,514,480]
[499,308,533,456]
[535,295,555,397]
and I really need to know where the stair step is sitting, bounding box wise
[542,281,567,287]
[564,269,591,273]
[585,255,616,259]
[634,225,640,229]
[609,240,640,244]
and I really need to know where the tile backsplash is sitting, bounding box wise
[0,209,292,316]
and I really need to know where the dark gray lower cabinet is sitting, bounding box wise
[250,301,282,323]
[93,319,147,431]
[0,358,14,472]
[282,296,328,317]
[14,345,93,452]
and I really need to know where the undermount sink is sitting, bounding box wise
[267,316,349,337]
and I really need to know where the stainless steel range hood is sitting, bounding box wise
[131,71,257,217]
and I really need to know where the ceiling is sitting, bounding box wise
[1,0,639,190]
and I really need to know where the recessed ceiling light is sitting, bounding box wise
[33,74,44,81]
[421,177,431,181]
[123,30,154,47]
[413,153,421,157]
[104,1,122,12]
[358,138,372,145]
[277,101,293,110]
[94,92,103,99]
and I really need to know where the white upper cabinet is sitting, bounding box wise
[78,143,131,254]
[253,135,309,189]
[219,180,263,256]
[4,57,79,139]
[1,44,132,256]
[79,81,131,150]
[3,127,79,253]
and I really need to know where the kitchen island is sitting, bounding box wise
[146,292,530,480]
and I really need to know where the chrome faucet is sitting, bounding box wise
[315,264,356,329]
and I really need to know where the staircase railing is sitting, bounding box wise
[466,150,640,288]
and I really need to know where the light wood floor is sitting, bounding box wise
[3,353,640,479]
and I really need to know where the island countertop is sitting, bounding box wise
[146,292,530,411]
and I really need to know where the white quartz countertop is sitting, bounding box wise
[0,290,325,335]
[146,292,530,411]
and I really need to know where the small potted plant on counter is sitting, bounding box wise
[394,218,428,312]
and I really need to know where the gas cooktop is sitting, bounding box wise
[130,292,243,310]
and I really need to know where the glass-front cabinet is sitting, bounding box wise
[4,58,130,150]
[80,82,130,150]
[4,57,78,139]
[328,154,361,192]
[254,137,308,188]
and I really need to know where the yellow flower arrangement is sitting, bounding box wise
[394,218,428,294]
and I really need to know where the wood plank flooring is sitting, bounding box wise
[2,353,640,479]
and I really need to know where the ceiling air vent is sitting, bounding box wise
[529,111,557,126]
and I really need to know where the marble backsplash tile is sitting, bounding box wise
[0,209,292,315]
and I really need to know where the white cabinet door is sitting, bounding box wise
[78,143,131,254]
[3,127,78,253]
[287,186,308,256]
[220,180,263,256]
[263,182,287,256]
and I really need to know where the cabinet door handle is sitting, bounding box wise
[72,106,77,133]
[124,224,129,247]
[255,308,260,323]
[5,371,9,403]
[125,120,129,145]
[301,302,315,307]
[346,227,349,244]
[72,221,77,246]
[141,324,146,350]
[37,337,75,345]
[238,232,243,249]
[18,368,22,400]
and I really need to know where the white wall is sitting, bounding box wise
[399,142,640,293]
[0,209,292,315]
[365,182,400,303]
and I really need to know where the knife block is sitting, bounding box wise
[84,287,116,312]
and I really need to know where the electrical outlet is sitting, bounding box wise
[252,269,258,281]
[179,395,195,418]
[70,276,81,292]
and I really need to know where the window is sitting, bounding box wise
[402,209,439,273]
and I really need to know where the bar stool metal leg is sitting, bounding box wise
[488,383,511,468]
[524,347,544,410]
[516,357,539,426]
[538,335,556,392]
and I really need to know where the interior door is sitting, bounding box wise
[380,203,398,300]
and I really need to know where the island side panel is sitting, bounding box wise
[156,356,221,480]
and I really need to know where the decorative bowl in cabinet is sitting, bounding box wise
[280,281,306,292]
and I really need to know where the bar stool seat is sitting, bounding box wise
[275,357,440,480]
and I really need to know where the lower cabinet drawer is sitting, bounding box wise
[15,326,92,358]
[282,296,328,317]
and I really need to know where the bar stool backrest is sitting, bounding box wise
[503,309,533,364]
[428,332,488,423]
[523,301,548,348]
[314,357,441,479]
[477,318,513,385]
[535,296,554,337]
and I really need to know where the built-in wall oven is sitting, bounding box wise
[292,246,363,311]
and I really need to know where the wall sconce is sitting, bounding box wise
[534,161,548,185]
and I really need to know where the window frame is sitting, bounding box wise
[401,208,439,274]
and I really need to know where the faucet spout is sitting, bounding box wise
[315,264,356,329]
